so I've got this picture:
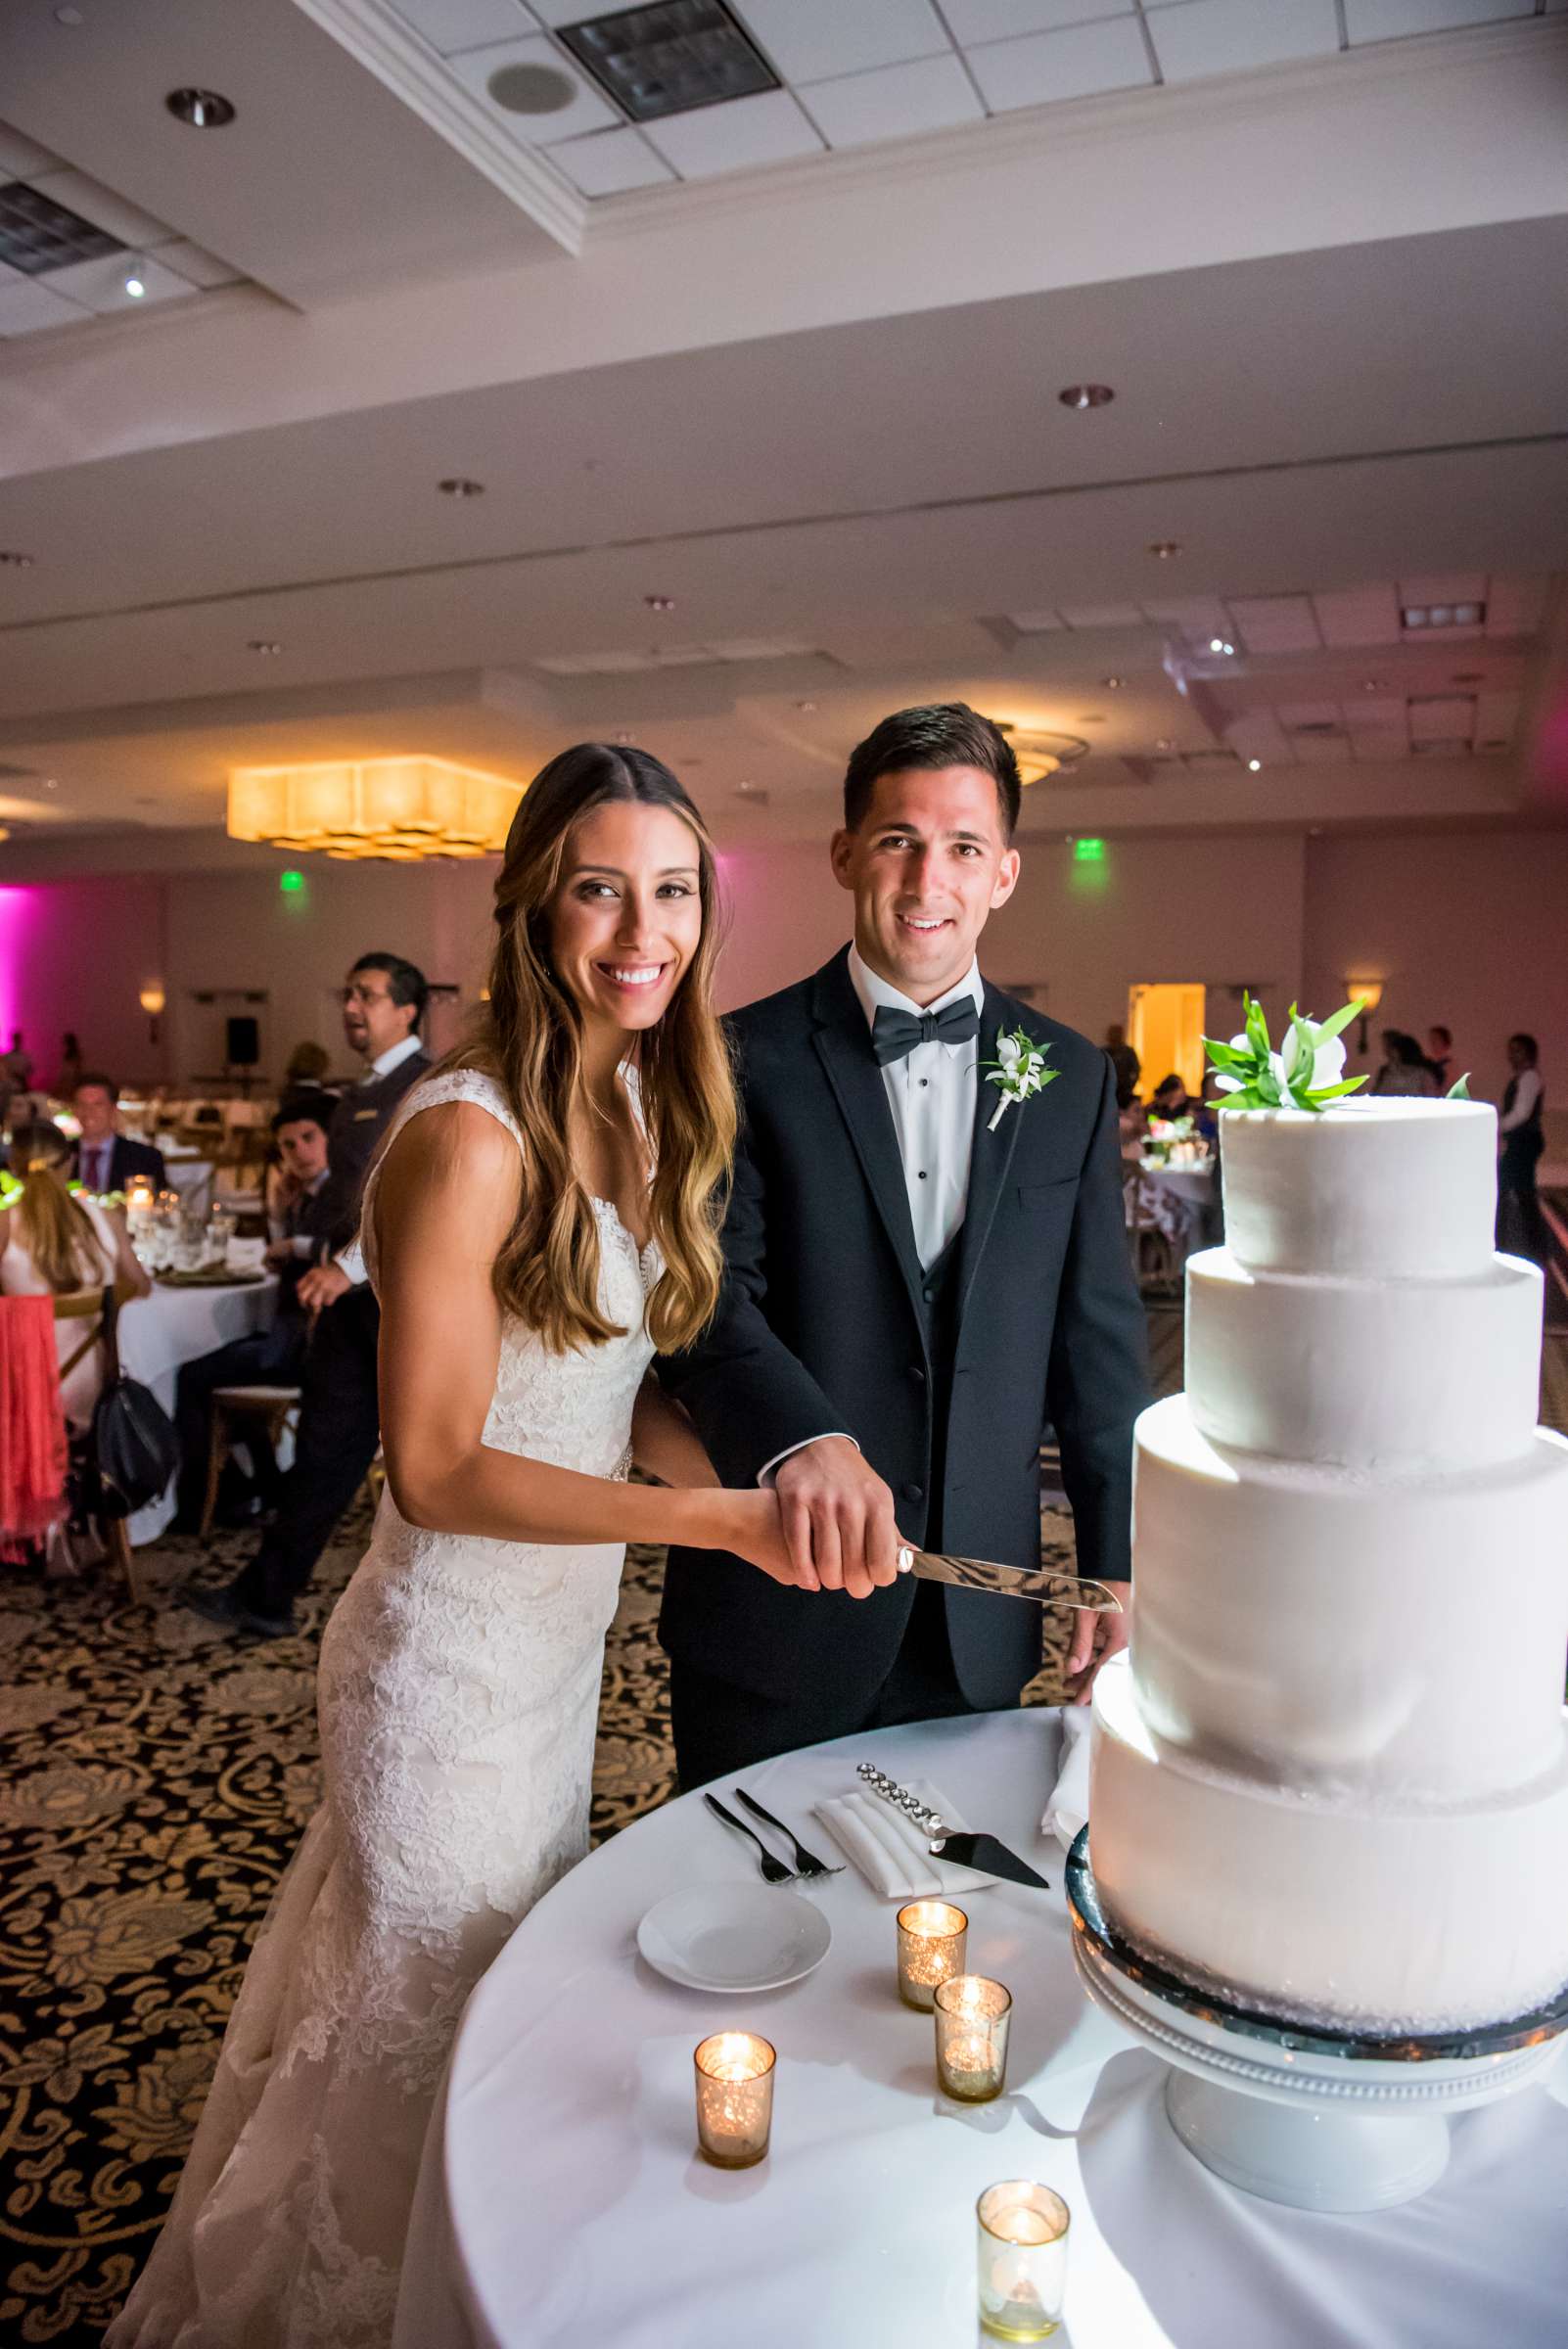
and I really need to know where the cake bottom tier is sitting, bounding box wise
[1090,1654,1568,2034]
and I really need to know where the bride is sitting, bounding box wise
[109,743,805,2348]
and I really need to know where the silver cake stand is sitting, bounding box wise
[1066,1829,1568,2213]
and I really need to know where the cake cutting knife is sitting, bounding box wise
[856,1762,1051,1892]
[897,1546,1123,1611]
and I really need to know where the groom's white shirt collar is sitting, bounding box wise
[846,944,983,1033]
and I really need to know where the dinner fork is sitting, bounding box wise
[703,1791,797,1884]
[735,1789,844,1878]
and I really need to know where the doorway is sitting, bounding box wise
[1128,983,1207,1097]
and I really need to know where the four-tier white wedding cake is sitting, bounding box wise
[1089,1096,1568,2033]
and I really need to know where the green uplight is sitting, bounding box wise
[1073,837,1106,863]
[279,868,305,895]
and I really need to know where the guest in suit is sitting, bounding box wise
[1425,1024,1453,1092]
[188,956,431,1636]
[70,1075,167,1195]
[658,702,1151,1788]
[170,1091,338,1530]
[1497,1032,1548,1266]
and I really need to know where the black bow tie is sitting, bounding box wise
[871,999,981,1066]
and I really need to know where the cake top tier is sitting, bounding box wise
[1220,1097,1498,1277]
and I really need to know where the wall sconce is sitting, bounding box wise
[139,982,166,1045]
[1345,976,1383,1054]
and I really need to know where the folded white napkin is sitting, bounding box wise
[814,1779,997,1902]
[1040,1705,1091,1852]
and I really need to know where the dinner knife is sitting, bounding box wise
[898,1546,1122,1611]
[856,1763,1050,1893]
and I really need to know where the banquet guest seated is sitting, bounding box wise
[186,953,431,1637]
[70,1073,167,1194]
[1149,1072,1192,1120]
[284,1037,333,1090]
[170,1091,337,1532]
[1369,1030,1439,1099]
[0,1120,149,1427]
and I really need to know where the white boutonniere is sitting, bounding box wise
[983,1028,1058,1132]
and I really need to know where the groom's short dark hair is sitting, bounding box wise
[843,703,1022,840]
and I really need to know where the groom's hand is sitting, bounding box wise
[774,1439,900,1601]
[1066,1581,1131,1704]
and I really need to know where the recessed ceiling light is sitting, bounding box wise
[644,594,675,611]
[438,477,484,497]
[0,551,35,568]
[1247,759,1263,772]
[1361,677,1385,692]
[613,730,635,745]
[248,639,282,655]
[1101,675,1125,690]
[166,87,237,129]
[1155,737,1174,752]
[486,63,578,116]
[795,699,817,713]
[557,1,779,125]
[1148,541,1181,560]
[123,261,147,299]
[1058,385,1114,410]
[54,6,83,23]
[1402,601,1485,630]
[43,777,58,791]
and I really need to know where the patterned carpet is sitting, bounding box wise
[6,1303,1562,2345]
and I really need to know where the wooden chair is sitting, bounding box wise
[52,1290,142,1604]
[200,1384,301,1538]
[1123,1167,1177,1296]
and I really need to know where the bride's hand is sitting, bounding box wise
[719,1491,821,1593]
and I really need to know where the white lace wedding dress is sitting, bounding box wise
[109,1070,660,2348]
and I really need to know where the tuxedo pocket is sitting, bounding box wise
[1017,1176,1078,1209]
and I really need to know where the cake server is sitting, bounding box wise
[856,1763,1051,1893]
[898,1547,1122,1610]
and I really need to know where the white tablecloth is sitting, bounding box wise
[400,1709,1568,2349]
[116,1275,278,1542]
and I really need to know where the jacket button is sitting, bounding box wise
[908,1364,926,1385]
[901,1481,924,1502]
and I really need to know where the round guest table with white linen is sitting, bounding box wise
[116,1274,278,1543]
[397,1709,1568,2349]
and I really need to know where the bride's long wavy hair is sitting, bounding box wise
[447,742,735,1355]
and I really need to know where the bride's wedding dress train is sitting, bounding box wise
[109,1070,659,2347]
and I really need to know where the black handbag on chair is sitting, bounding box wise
[84,1288,180,1518]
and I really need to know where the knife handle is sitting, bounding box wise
[856,1761,947,1840]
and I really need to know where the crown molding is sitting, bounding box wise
[291,0,587,257]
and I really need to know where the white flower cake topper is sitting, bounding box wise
[1202,992,1368,1113]
[984,1028,1058,1131]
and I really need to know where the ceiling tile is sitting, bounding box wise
[1145,0,1340,84]
[448,33,622,141]
[0,123,62,179]
[392,0,540,51]
[1351,729,1409,759]
[734,0,950,82]
[1344,0,1531,40]
[1007,609,1066,630]
[1140,595,1229,632]
[1277,701,1344,727]
[0,275,86,335]
[1398,571,1487,604]
[1474,691,1521,744]
[1226,592,1320,652]
[1313,581,1402,646]
[642,90,824,178]
[803,53,986,149]
[1058,601,1144,627]
[965,17,1153,111]
[38,251,200,316]
[942,0,1131,39]
[1346,697,1407,731]
[1483,574,1548,636]
[28,167,168,249]
[1293,732,1351,763]
[154,239,245,290]
[1408,694,1476,740]
[543,127,674,194]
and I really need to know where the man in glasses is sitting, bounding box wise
[188,951,431,1638]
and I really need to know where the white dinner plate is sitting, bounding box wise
[636,1883,832,1994]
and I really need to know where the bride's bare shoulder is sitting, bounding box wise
[379,1096,522,1217]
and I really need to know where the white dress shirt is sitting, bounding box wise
[847,944,983,1269]
[336,1033,427,1284]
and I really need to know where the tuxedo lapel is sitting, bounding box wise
[954,984,1027,1329]
[809,952,926,1322]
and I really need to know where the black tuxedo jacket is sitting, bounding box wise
[658,947,1150,1713]
[319,1048,433,1258]
[71,1134,167,1194]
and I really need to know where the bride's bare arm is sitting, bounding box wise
[372,1104,806,1582]
[630,1376,720,1489]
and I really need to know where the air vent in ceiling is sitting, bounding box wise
[0,180,124,275]
[556,1,780,124]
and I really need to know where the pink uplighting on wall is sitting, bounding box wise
[0,888,40,1042]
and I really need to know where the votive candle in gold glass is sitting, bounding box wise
[976,2181,1070,2341]
[934,1974,1012,2101]
[895,1899,968,2009]
[693,2032,775,2169]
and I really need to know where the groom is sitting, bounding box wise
[659,702,1150,1788]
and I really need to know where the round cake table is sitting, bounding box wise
[395,1709,1568,2349]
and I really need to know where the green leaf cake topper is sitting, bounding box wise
[1201,992,1370,1114]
